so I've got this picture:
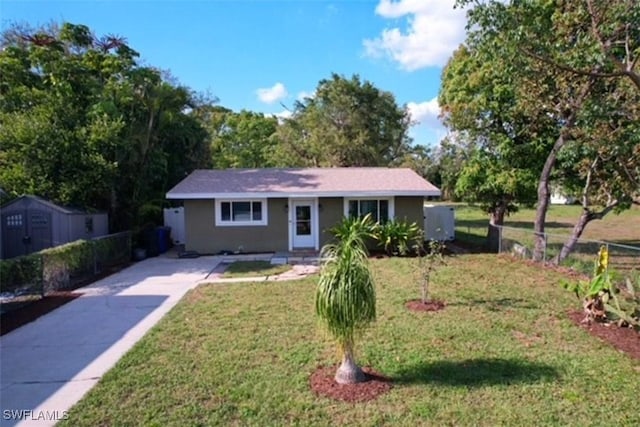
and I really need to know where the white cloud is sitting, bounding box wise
[407,97,440,126]
[407,97,447,142]
[274,110,293,120]
[296,90,315,101]
[363,0,468,70]
[256,82,288,104]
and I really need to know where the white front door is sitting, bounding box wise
[292,200,315,248]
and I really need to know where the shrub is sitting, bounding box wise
[373,220,421,256]
[562,246,639,328]
[0,254,44,295]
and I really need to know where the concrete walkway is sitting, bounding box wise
[0,255,221,427]
[0,253,321,427]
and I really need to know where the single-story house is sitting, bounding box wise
[166,168,441,254]
[1,195,109,259]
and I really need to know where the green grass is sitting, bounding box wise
[221,260,291,278]
[62,255,640,426]
[449,203,640,247]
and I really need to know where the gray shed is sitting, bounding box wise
[0,195,109,259]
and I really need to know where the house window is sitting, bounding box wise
[6,214,23,227]
[346,199,392,223]
[215,199,267,226]
[85,217,94,233]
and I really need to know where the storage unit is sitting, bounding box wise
[423,205,455,241]
[0,195,108,259]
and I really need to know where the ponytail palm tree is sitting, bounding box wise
[315,215,376,384]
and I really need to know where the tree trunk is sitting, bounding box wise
[554,209,591,265]
[553,203,618,265]
[335,348,366,384]
[487,204,507,253]
[532,132,565,261]
[533,80,594,261]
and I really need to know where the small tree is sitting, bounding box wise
[414,238,446,304]
[315,215,376,384]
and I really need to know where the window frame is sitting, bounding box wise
[343,197,394,223]
[215,199,268,227]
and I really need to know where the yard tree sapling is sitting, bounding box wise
[414,236,446,305]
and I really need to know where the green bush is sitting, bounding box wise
[373,220,421,256]
[0,254,44,295]
[1,232,132,297]
[42,240,95,291]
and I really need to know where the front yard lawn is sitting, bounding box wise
[221,260,291,278]
[62,255,640,426]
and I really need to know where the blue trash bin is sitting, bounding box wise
[156,226,171,254]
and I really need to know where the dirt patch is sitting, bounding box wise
[309,365,392,402]
[1,291,81,336]
[567,310,640,360]
[405,299,446,312]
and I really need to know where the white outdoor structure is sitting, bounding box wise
[423,205,455,241]
[163,207,185,245]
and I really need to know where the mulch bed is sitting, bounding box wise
[1,291,81,336]
[405,299,446,312]
[567,310,640,360]
[309,365,393,402]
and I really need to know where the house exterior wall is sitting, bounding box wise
[183,195,426,254]
[184,198,289,254]
[318,197,343,247]
[394,196,425,229]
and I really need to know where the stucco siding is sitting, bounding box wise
[318,197,343,247]
[394,196,425,230]
[185,198,289,254]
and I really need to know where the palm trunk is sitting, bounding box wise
[335,346,366,384]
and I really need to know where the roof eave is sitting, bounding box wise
[166,190,441,199]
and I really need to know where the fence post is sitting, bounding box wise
[39,255,45,298]
[92,239,98,275]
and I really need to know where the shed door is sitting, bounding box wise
[2,212,27,258]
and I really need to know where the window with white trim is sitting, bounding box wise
[346,198,392,223]
[215,199,267,226]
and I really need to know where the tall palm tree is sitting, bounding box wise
[315,215,376,384]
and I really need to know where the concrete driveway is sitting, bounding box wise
[0,255,221,427]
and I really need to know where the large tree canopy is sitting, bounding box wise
[447,0,639,257]
[0,22,212,230]
[275,73,413,167]
[204,107,280,168]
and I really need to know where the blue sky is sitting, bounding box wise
[1,1,471,146]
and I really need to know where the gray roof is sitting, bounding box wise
[0,195,101,214]
[167,168,441,199]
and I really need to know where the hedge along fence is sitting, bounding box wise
[0,231,132,298]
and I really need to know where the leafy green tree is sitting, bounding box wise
[315,215,376,384]
[439,42,552,250]
[204,108,280,168]
[275,73,412,167]
[0,22,211,230]
[452,0,639,257]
